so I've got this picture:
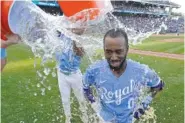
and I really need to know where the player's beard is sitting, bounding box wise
[109,57,127,71]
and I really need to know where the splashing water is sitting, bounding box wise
[132,82,157,123]
[9,1,170,123]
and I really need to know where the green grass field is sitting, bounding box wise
[1,35,184,123]
[130,35,184,54]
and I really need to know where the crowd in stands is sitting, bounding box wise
[110,1,184,34]
[165,17,184,33]
[116,15,184,34]
[117,15,163,33]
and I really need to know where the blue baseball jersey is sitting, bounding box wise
[1,48,7,59]
[56,34,81,74]
[83,59,160,123]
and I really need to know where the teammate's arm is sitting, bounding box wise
[83,67,96,103]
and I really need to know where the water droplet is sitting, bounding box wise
[37,83,40,88]
[34,93,37,96]
[48,86,51,90]
[33,119,38,123]
[52,72,56,77]
[43,68,51,76]
[41,88,45,95]
[37,71,42,78]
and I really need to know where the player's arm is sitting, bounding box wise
[57,30,85,57]
[134,69,164,119]
[146,68,164,97]
[73,41,85,57]
[1,34,21,72]
[150,80,164,97]
[1,34,21,48]
[83,67,96,103]
[144,69,164,107]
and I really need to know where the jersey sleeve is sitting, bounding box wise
[144,67,161,87]
[83,66,96,89]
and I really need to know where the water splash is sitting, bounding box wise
[9,1,171,123]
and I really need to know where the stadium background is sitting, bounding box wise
[32,0,184,34]
[1,1,184,123]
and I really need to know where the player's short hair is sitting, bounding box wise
[103,28,128,49]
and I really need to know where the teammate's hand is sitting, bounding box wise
[83,88,95,103]
[6,34,21,44]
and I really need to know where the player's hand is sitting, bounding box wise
[6,34,21,44]
[71,28,85,35]
[83,88,95,103]
[134,108,145,119]
[134,96,153,119]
